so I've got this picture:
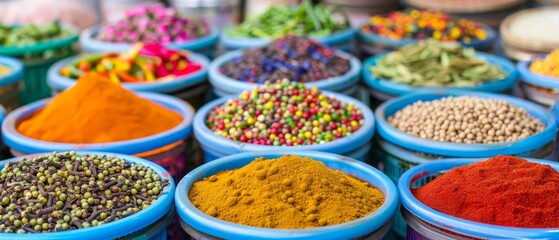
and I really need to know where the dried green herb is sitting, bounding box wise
[371,40,506,87]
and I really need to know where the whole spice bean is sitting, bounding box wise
[220,36,350,83]
[387,96,545,144]
[0,152,169,233]
[372,40,506,87]
[206,79,364,146]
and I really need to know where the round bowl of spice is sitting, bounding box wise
[0,56,23,111]
[0,151,174,239]
[79,5,218,58]
[363,40,516,101]
[221,0,355,51]
[3,73,194,180]
[193,80,375,162]
[517,50,559,107]
[358,10,495,54]
[47,43,209,108]
[399,155,559,239]
[175,151,398,240]
[209,36,360,97]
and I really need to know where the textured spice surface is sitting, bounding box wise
[189,155,385,229]
[17,73,182,143]
[530,49,559,78]
[413,155,559,228]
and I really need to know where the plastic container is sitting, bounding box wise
[47,51,210,108]
[170,0,241,33]
[357,24,495,55]
[363,52,517,101]
[80,26,220,58]
[220,28,357,51]
[398,158,559,239]
[0,151,175,240]
[193,91,375,162]
[376,90,557,158]
[0,56,23,111]
[553,100,559,161]
[175,151,399,240]
[517,57,559,107]
[208,49,361,97]
[2,92,195,180]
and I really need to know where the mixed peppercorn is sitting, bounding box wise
[206,80,364,146]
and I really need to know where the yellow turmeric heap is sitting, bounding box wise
[189,155,385,229]
[530,49,559,78]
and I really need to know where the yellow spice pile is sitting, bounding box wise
[189,155,385,229]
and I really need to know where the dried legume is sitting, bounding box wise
[372,40,506,86]
[0,152,169,233]
[529,49,559,78]
[220,36,350,83]
[206,79,364,146]
[228,0,349,39]
[97,5,209,44]
[388,96,545,144]
[362,10,487,43]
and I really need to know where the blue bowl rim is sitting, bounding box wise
[375,90,558,157]
[2,92,194,155]
[0,56,24,87]
[47,51,209,93]
[193,91,375,156]
[175,151,399,240]
[357,23,495,49]
[208,49,361,94]
[398,157,559,239]
[0,151,175,240]
[220,28,357,49]
[79,25,219,52]
[362,52,518,96]
[517,56,559,90]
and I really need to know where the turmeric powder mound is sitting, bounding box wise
[17,73,182,143]
[189,155,385,229]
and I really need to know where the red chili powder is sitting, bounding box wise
[413,155,559,228]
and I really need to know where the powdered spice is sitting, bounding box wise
[17,73,182,143]
[413,155,559,228]
[189,155,385,229]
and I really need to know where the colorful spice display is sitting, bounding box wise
[529,49,559,78]
[413,155,559,228]
[0,21,71,47]
[220,36,350,83]
[96,5,209,44]
[206,79,364,146]
[362,10,487,43]
[0,152,169,233]
[189,155,385,228]
[228,0,349,39]
[17,73,182,143]
[372,40,506,86]
[0,65,9,76]
[388,96,545,144]
[60,43,202,83]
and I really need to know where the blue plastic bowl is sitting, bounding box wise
[208,49,361,96]
[0,151,175,240]
[79,26,219,57]
[357,24,495,50]
[375,90,558,157]
[0,56,24,88]
[399,158,559,239]
[2,92,194,155]
[363,52,517,97]
[175,151,398,240]
[193,91,375,162]
[47,52,209,94]
[517,57,559,91]
[220,28,356,50]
